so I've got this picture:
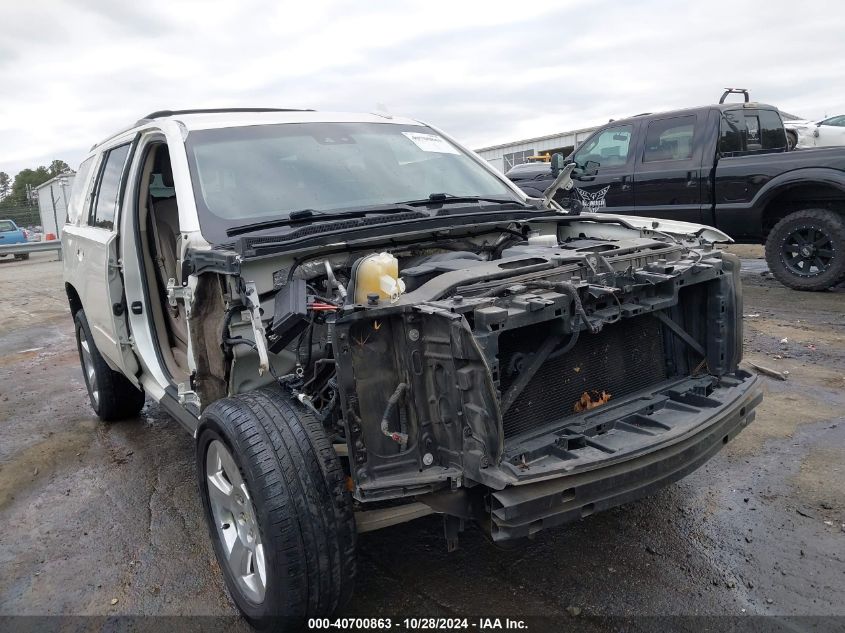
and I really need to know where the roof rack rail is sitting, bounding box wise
[719,88,749,104]
[138,107,314,122]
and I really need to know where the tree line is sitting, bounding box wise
[0,160,71,226]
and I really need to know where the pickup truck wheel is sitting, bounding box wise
[14,253,30,261]
[198,388,356,629]
[765,209,845,291]
[74,309,145,421]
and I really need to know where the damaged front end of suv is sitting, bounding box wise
[65,113,763,626]
[186,208,761,547]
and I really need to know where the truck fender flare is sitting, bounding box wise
[753,167,845,214]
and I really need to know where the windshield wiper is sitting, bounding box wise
[226,205,420,237]
[400,193,533,208]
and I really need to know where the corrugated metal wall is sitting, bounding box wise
[475,125,600,173]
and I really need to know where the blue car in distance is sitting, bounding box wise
[0,219,30,260]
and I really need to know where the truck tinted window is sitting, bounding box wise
[757,110,786,150]
[643,115,695,162]
[572,125,632,169]
[89,144,131,230]
[719,111,744,155]
[0,220,16,232]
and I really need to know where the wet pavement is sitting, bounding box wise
[0,250,843,628]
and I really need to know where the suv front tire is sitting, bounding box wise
[198,388,356,629]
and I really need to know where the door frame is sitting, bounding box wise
[120,131,191,396]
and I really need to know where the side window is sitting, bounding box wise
[643,115,696,162]
[821,115,845,127]
[719,110,744,156]
[67,157,95,225]
[758,110,786,150]
[573,125,633,169]
[89,144,131,230]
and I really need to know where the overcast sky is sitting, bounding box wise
[1,0,843,176]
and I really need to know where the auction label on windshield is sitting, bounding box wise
[402,131,460,154]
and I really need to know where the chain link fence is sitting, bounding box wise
[0,204,41,228]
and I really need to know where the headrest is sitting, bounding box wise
[153,146,174,187]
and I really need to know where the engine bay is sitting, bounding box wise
[200,216,743,502]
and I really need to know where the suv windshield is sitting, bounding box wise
[185,122,517,242]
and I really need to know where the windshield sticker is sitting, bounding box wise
[402,132,460,154]
[574,185,610,211]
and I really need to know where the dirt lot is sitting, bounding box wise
[0,249,843,629]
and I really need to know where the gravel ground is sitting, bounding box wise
[0,249,843,630]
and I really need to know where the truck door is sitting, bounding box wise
[630,114,704,223]
[713,109,788,240]
[73,142,140,383]
[566,124,636,214]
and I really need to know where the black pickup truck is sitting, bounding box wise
[507,92,845,291]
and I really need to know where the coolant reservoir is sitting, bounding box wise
[527,233,559,248]
[354,252,406,304]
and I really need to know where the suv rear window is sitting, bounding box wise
[643,115,695,162]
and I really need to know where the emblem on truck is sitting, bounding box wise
[574,185,610,211]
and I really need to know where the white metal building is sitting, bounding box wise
[475,125,600,173]
[34,172,75,239]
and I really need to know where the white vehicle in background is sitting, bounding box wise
[785,115,845,150]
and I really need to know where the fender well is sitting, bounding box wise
[65,283,83,317]
[761,178,845,237]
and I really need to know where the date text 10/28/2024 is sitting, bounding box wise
[308,618,529,630]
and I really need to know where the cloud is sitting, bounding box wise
[0,0,843,176]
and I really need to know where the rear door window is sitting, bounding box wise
[89,144,131,230]
[643,115,696,162]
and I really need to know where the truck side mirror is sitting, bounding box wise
[551,153,565,176]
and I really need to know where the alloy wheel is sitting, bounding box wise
[205,440,267,603]
[781,225,835,277]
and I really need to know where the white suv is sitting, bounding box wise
[63,108,761,628]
